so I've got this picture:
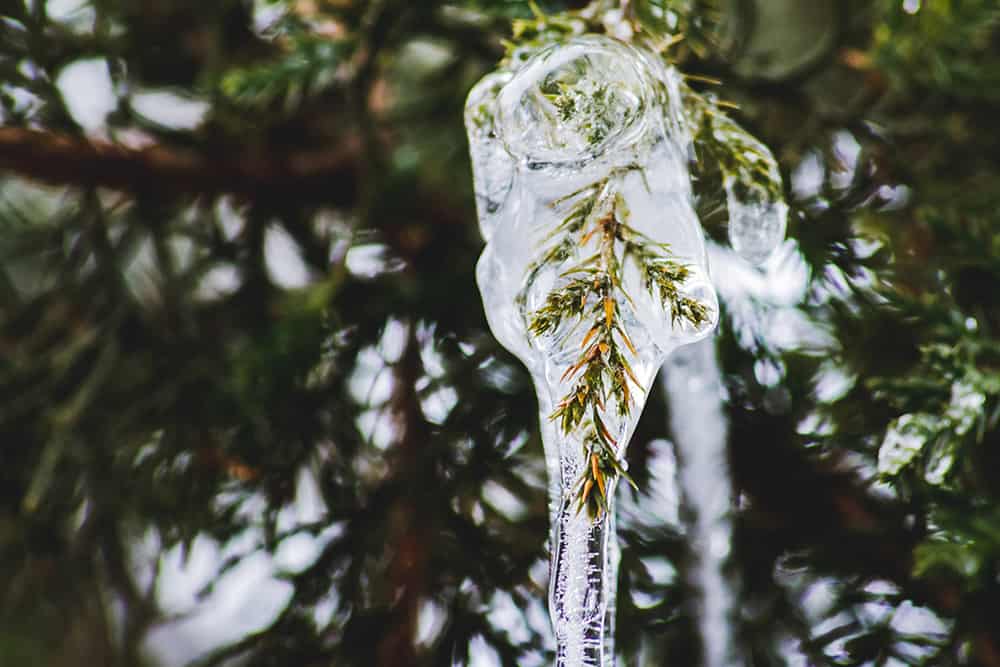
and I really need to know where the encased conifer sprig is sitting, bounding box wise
[520,169,709,518]
[681,83,784,203]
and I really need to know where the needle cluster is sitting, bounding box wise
[522,172,709,518]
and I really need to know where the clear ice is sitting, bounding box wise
[465,33,786,665]
[710,113,788,265]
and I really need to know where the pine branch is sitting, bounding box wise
[0,127,360,205]
[524,172,707,518]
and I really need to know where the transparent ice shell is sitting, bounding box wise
[711,113,789,265]
[465,34,782,665]
[726,180,789,265]
[470,36,717,371]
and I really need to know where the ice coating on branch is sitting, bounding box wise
[496,41,650,165]
[468,35,721,666]
[710,113,788,265]
[475,35,718,373]
[725,179,788,265]
[878,413,934,476]
[465,71,515,241]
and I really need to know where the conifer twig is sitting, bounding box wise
[522,169,708,518]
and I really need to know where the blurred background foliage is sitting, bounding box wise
[1,0,999,665]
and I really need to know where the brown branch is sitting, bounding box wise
[0,127,360,205]
[378,330,431,666]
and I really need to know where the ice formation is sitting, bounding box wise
[465,33,786,665]
[707,111,788,266]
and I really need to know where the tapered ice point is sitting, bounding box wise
[726,180,788,265]
[711,113,788,265]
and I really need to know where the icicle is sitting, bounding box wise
[467,35,719,666]
[710,113,788,265]
[724,176,788,266]
[663,338,740,667]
